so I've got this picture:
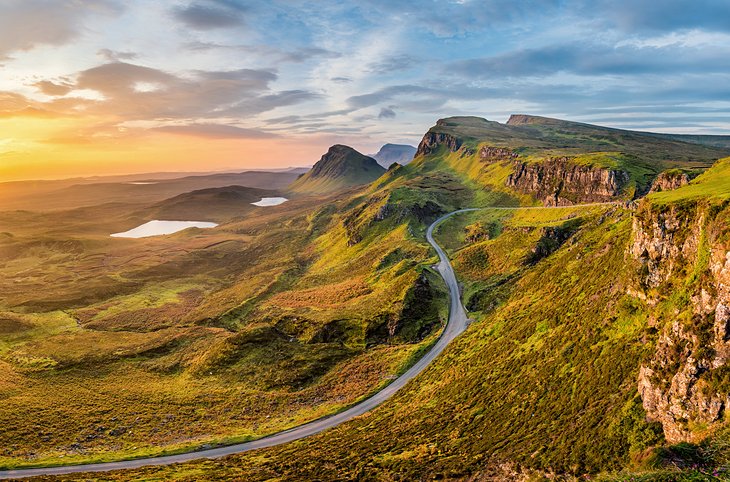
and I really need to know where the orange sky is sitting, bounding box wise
[0,114,339,181]
[3,1,729,182]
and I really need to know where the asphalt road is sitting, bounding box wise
[0,209,476,480]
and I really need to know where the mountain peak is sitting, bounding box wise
[289,144,385,194]
[370,143,417,168]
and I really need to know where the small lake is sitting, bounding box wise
[111,220,218,238]
[251,197,288,207]
[127,181,158,185]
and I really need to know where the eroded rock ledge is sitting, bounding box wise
[506,157,630,206]
[631,202,730,442]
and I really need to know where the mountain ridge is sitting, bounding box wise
[288,144,386,194]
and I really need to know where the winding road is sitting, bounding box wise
[0,209,476,480]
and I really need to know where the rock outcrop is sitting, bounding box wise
[631,202,730,442]
[649,170,690,193]
[479,146,518,162]
[506,157,629,206]
[415,131,463,157]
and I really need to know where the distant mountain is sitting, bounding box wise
[0,171,300,212]
[506,114,730,150]
[145,185,279,222]
[370,143,417,168]
[288,144,386,194]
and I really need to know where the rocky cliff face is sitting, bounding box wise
[649,171,690,193]
[415,131,463,157]
[506,157,630,206]
[479,146,518,162]
[631,202,730,442]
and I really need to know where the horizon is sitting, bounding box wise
[3,112,729,182]
[3,1,730,181]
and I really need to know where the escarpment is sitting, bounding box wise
[415,131,463,157]
[631,201,730,443]
[649,170,690,193]
[506,157,630,206]
[479,146,518,162]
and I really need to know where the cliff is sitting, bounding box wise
[414,131,463,157]
[649,170,690,193]
[506,157,630,206]
[631,198,730,442]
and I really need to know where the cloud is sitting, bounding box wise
[172,1,247,30]
[0,92,60,118]
[367,55,418,74]
[97,48,137,62]
[591,0,730,33]
[68,62,302,119]
[76,62,178,96]
[378,107,396,119]
[153,123,278,139]
[0,0,123,59]
[347,85,440,109]
[448,42,730,78]
[185,41,341,63]
[34,80,74,96]
[220,90,321,116]
[2,58,319,146]
[358,0,561,37]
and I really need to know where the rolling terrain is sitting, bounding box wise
[0,170,302,212]
[2,115,730,481]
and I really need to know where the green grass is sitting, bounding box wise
[5,119,730,479]
[649,157,730,204]
[77,203,674,481]
[0,180,450,468]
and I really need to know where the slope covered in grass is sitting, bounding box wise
[60,203,668,481]
[0,178,452,468]
[288,144,386,194]
[6,117,730,480]
[70,148,730,481]
[414,116,730,202]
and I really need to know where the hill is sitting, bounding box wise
[143,185,280,222]
[288,145,386,194]
[0,171,300,212]
[370,143,417,168]
[410,115,730,205]
[4,115,730,481]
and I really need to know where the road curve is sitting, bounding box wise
[0,209,475,480]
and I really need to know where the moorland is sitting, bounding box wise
[3,115,730,481]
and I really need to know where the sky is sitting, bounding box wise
[1,0,730,181]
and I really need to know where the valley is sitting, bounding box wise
[2,115,730,481]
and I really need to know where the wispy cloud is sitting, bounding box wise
[1,0,730,177]
[172,1,247,30]
[0,0,123,59]
[153,123,278,139]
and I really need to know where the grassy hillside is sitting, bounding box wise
[5,117,730,480]
[44,202,665,480]
[142,185,278,222]
[415,115,730,201]
[49,145,730,481]
[0,181,451,468]
[288,145,386,194]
